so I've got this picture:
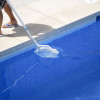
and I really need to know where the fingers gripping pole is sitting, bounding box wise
[6,0,39,46]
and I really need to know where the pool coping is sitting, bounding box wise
[0,11,100,62]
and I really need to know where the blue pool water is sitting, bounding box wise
[0,20,100,100]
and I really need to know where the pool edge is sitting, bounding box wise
[0,11,100,62]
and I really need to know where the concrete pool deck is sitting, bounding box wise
[0,0,100,60]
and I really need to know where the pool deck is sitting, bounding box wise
[0,0,100,60]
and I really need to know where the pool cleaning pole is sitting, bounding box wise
[6,0,39,46]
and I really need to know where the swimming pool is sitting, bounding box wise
[0,14,100,100]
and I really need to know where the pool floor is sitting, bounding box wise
[0,21,100,100]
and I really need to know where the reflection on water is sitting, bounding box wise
[1,62,38,94]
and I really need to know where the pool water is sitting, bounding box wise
[0,21,100,100]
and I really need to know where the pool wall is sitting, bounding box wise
[0,11,100,63]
